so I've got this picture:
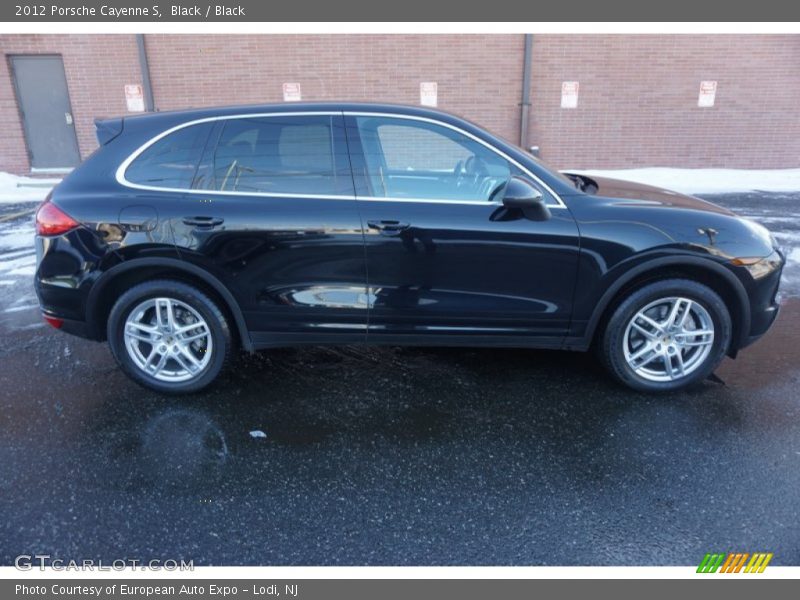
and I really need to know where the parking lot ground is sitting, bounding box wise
[1,193,798,565]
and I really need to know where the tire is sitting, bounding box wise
[600,278,732,392]
[107,280,232,394]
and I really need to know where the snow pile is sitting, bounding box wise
[0,172,61,204]
[565,168,800,195]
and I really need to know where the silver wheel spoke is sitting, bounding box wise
[165,300,177,331]
[666,298,691,329]
[127,330,155,343]
[632,322,656,340]
[632,316,662,339]
[628,343,658,368]
[173,349,197,373]
[128,321,158,334]
[175,321,208,335]
[629,343,653,362]
[680,338,714,348]
[676,300,693,328]
[179,330,209,343]
[676,329,714,347]
[151,352,169,376]
[154,298,168,329]
[143,347,160,371]
[635,350,659,369]
[671,351,686,379]
[678,329,714,338]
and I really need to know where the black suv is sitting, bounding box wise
[34,103,784,393]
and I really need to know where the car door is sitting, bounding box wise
[345,113,580,344]
[165,112,368,346]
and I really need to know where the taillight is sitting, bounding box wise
[35,197,79,236]
[43,314,64,329]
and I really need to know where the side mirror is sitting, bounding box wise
[502,176,551,221]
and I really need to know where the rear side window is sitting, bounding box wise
[125,122,213,189]
[200,115,350,195]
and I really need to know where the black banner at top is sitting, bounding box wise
[2,0,800,22]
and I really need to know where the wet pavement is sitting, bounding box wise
[0,193,799,566]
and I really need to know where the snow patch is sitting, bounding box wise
[0,227,35,252]
[0,254,35,273]
[565,168,800,195]
[3,304,37,313]
[0,172,61,204]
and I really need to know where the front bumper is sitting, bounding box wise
[738,248,784,349]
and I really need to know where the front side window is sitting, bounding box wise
[125,122,213,189]
[200,115,349,196]
[355,116,520,202]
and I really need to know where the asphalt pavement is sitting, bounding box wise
[0,193,798,566]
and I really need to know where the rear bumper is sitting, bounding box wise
[40,310,94,340]
[34,230,103,340]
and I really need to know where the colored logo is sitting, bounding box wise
[697,552,773,573]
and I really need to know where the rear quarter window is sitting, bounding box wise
[124,122,213,189]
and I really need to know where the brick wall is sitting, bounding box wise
[144,34,524,144]
[530,34,800,168]
[1,33,798,174]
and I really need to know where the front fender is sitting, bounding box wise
[574,253,751,350]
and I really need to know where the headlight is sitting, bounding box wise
[731,250,784,279]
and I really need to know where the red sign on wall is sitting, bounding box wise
[698,81,717,108]
[283,83,302,102]
[124,84,144,112]
[561,81,579,109]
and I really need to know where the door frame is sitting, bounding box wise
[9,53,80,172]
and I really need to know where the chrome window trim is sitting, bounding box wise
[115,111,346,199]
[115,109,567,209]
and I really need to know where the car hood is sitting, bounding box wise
[569,174,736,216]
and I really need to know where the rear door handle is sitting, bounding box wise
[183,216,224,228]
[367,220,410,235]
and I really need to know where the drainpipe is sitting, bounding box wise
[519,33,533,149]
[136,34,156,112]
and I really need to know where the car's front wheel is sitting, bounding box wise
[107,280,232,394]
[600,279,732,392]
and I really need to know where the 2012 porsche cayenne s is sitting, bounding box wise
[34,102,784,394]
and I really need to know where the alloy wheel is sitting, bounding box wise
[622,296,715,383]
[123,297,213,383]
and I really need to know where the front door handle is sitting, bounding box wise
[367,220,410,236]
[183,216,224,229]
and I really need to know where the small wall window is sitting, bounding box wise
[204,115,348,195]
[125,123,213,189]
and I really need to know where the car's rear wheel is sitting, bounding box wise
[107,280,232,394]
[600,279,732,392]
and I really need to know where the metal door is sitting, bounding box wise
[10,55,81,170]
